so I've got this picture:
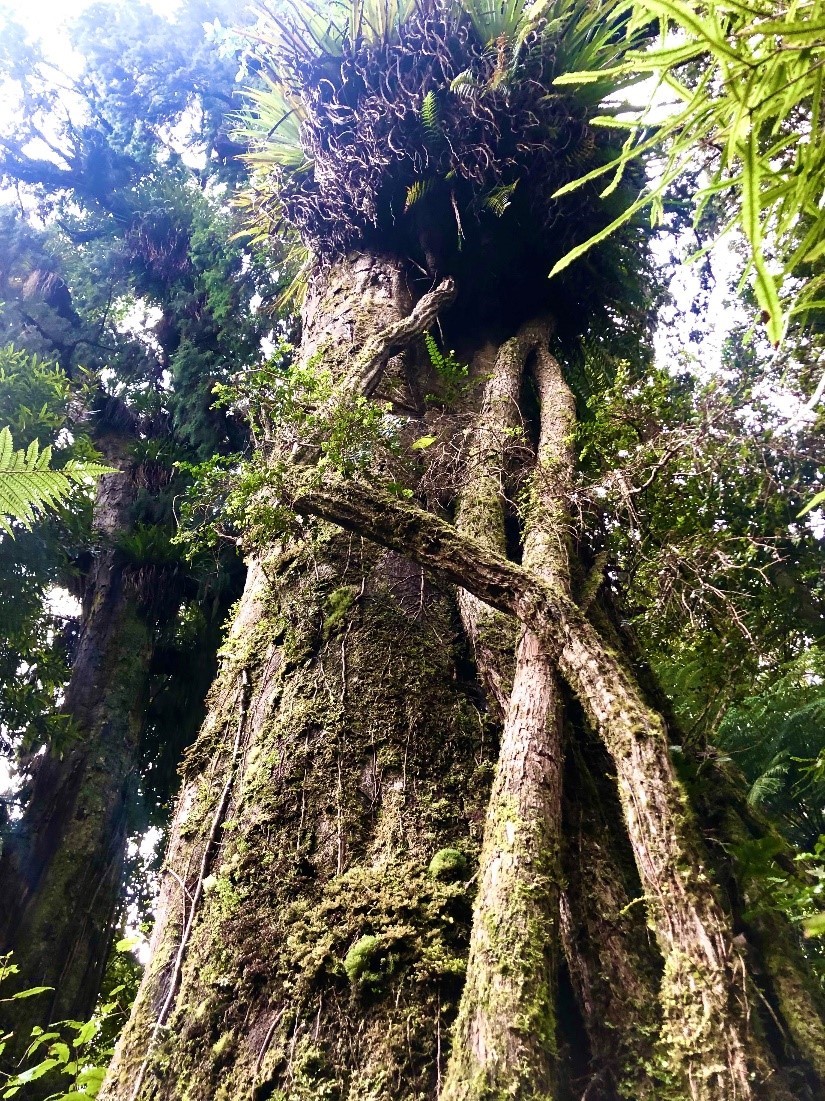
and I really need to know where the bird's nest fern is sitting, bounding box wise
[238,0,649,273]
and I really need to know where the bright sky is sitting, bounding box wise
[0,0,181,33]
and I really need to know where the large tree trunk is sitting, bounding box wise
[0,433,153,1040]
[102,256,825,1101]
[100,253,494,1101]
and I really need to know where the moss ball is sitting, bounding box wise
[344,934,384,986]
[428,848,468,882]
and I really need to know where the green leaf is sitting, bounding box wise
[797,489,825,518]
[72,1020,98,1047]
[9,985,53,999]
[47,1041,70,1064]
[410,435,437,450]
[114,936,142,953]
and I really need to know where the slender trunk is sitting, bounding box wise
[0,436,153,1039]
[594,593,825,1094]
[445,322,568,1098]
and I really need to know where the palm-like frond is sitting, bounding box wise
[0,426,115,535]
[236,79,312,176]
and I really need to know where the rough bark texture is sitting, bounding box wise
[559,731,664,1101]
[289,447,806,1098]
[445,322,567,1099]
[0,439,153,1038]
[101,253,825,1101]
[100,254,496,1101]
[443,629,561,1101]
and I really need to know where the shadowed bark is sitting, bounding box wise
[0,435,153,1045]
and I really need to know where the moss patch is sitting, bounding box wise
[428,848,469,882]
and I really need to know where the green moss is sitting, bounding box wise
[428,848,469,881]
[323,585,357,637]
[211,1032,233,1059]
[344,935,389,987]
[119,522,497,1101]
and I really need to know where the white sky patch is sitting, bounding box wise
[125,825,163,962]
[117,299,165,358]
[44,585,81,620]
[0,0,182,43]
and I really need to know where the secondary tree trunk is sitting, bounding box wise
[0,431,153,1041]
[102,255,825,1101]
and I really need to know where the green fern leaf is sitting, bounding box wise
[420,90,441,140]
[481,181,519,217]
[0,426,116,535]
[404,178,434,212]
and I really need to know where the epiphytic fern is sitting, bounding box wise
[420,90,441,141]
[404,177,435,212]
[481,180,519,217]
[449,70,480,99]
[0,426,115,535]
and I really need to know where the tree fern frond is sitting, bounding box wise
[0,426,115,536]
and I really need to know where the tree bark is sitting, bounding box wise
[100,254,495,1101]
[101,257,825,1101]
[0,436,153,1040]
[445,322,568,1099]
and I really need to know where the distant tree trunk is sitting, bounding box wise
[0,430,153,1040]
[102,254,825,1101]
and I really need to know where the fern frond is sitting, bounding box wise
[420,90,441,140]
[0,426,115,536]
[481,180,519,217]
[449,70,480,99]
[423,331,446,372]
[404,177,435,212]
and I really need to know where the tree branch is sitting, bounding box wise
[342,276,456,398]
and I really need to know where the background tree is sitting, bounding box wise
[0,0,276,1056]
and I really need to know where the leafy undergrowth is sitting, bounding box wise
[0,942,140,1100]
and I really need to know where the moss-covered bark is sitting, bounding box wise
[445,322,569,1100]
[102,534,494,1101]
[101,254,497,1101]
[0,440,154,1043]
[101,258,825,1101]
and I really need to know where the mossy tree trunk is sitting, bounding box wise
[102,255,825,1101]
[0,434,154,1039]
